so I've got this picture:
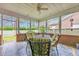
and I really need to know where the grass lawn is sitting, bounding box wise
[3,35,16,42]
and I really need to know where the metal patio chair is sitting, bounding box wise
[28,38,51,56]
[51,34,60,56]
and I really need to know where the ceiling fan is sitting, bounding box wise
[37,3,48,13]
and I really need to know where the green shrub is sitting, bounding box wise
[39,26,46,33]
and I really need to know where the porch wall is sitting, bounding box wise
[59,35,79,47]
[16,33,27,42]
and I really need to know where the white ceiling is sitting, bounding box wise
[0,3,79,21]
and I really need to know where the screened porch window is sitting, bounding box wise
[19,19,30,33]
[0,14,1,35]
[47,17,59,34]
[61,13,79,35]
[72,24,79,28]
[31,21,38,32]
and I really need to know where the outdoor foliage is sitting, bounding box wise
[39,26,47,33]
[0,27,38,30]
[0,27,15,30]
[0,26,48,31]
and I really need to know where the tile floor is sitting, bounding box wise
[0,41,79,56]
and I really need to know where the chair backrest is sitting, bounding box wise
[51,34,59,46]
[28,38,51,56]
[26,31,35,40]
[26,33,33,40]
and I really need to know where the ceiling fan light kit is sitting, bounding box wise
[37,3,48,13]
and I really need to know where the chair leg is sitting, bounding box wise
[56,45,59,56]
[70,47,76,56]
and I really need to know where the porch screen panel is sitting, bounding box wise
[0,14,1,45]
[19,19,30,33]
[39,21,46,33]
[0,14,1,35]
[47,17,59,34]
[31,21,38,32]
[61,13,79,36]
[3,15,16,43]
